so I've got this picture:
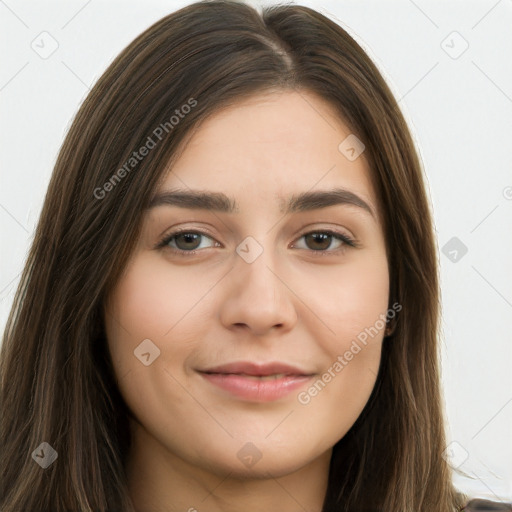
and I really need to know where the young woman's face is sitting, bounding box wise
[105,90,389,479]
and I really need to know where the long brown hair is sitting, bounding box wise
[1,1,469,510]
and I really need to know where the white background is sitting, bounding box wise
[1,0,511,502]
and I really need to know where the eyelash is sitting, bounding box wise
[156,228,358,257]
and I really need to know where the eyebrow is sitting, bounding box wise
[147,187,375,218]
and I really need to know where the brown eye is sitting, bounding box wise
[294,230,355,253]
[173,232,202,251]
[159,231,217,253]
[303,232,335,251]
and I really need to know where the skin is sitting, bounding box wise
[104,89,390,512]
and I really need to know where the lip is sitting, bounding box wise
[200,361,313,377]
[197,361,316,402]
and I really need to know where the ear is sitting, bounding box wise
[384,299,399,337]
[384,320,396,337]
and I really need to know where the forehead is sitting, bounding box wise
[156,90,379,218]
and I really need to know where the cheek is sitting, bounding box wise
[109,257,204,335]
[299,249,389,347]
[294,343,382,450]
[292,260,388,442]
[103,255,208,384]
[291,250,388,412]
[103,256,210,437]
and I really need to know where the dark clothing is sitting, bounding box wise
[462,499,512,511]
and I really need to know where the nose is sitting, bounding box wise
[218,243,298,337]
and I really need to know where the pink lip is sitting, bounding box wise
[197,361,316,402]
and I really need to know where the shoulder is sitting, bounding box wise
[461,499,512,511]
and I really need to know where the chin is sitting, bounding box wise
[196,439,326,480]
[213,456,310,481]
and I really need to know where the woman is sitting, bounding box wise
[0,1,509,511]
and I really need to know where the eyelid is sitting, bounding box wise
[294,224,357,245]
[155,227,219,251]
[155,225,359,255]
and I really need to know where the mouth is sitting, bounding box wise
[197,361,316,402]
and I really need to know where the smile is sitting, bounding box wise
[197,366,316,402]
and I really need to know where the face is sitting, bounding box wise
[104,90,389,480]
